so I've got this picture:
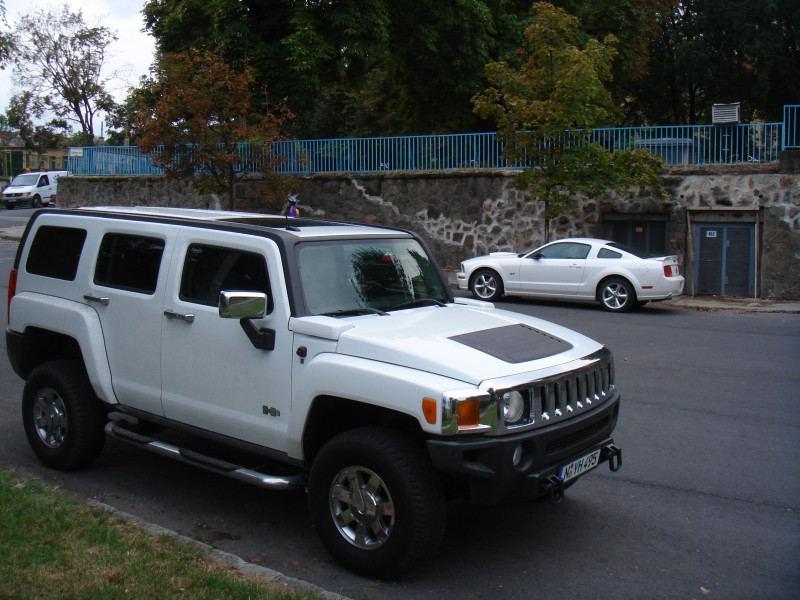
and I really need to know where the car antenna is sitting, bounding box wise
[284,215,300,232]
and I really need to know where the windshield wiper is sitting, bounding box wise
[387,298,447,311]
[322,307,389,317]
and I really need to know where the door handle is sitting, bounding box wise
[164,309,195,323]
[83,294,110,305]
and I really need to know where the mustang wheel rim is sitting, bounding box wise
[329,465,395,550]
[32,387,68,448]
[602,283,629,309]
[474,274,497,298]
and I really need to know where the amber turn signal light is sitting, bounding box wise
[422,397,437,424]
[456,399,480,428]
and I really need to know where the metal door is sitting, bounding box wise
[607,220,667,255]
[694,224,754,296]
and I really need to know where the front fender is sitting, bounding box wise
[287,352,471,460]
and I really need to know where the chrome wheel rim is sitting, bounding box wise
[473,274,498,299]
[329,465,395,550]
[32,387,68,448]
[602,283,629,310]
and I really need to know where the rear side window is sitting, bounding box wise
[94,233,165,294]
[26,225,87,281]
[179,244,271,310]
[598,248,622,259]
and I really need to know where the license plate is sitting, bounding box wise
[558,449,601,482]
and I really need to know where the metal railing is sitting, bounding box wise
[784,104,800,149]
[68,105,798,176]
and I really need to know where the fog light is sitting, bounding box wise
[512,444,524,467]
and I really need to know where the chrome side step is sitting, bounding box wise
[105,422,306,491]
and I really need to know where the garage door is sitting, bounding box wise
[694,224,754,296]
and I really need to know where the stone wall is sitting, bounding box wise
[58,169,800,299]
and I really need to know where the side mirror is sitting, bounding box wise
[219,291,274,351]
[219,291,267,319]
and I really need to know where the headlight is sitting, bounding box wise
[502,390,525,424]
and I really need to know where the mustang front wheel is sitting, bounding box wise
[470,268,503,301]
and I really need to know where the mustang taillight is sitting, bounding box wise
[7,267,17,324]
[663,265,674,277]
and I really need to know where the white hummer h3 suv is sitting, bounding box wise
[5,207,622,578]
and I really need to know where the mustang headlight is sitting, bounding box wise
[502,390,525,424]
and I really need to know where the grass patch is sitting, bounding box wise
[0,470,318,600]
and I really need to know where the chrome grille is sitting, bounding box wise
[499,348,615,431]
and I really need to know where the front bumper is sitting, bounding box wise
[427,390,620,505]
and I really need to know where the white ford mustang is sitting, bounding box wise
[457,238,685,312]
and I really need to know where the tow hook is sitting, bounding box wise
[544,474,565,505]
[602,444,622,472]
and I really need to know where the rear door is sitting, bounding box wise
[84,222,178,415]
[160,228,294,452]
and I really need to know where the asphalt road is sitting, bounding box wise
[1,223,798,599]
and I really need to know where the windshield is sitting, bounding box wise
[10,174,39,186]
[298,239,449,315]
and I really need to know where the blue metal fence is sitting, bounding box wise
[784,104,800,149]
[68,105,798,176]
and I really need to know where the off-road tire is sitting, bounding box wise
[308,427,446,579]
[22,360,106,470]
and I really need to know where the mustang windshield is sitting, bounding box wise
[298,239,449,315]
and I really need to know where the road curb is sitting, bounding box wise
[85,498,352,600]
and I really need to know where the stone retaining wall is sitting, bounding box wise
[58,169,800,300]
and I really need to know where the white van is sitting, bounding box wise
[2,171,70,209]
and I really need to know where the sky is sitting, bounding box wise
[0,0,155,131]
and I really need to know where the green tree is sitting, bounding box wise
[636,0,800,123]
[379,0,531,134]
[473,2,663,240]
[133,50,292,211]
[141,0,538,137]
[0,0,13,69]
[554,0,668,122]
[10,5,116,142]
[142,0,391,138]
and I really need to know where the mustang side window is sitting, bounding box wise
[597,248,622,259]
[179,244,272,311]
[94,233,165,294]
[539,243,591,259]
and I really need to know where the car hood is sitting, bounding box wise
[290,301,603,385]
[2,185,30,193]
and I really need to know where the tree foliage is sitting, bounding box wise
[134,0,799,138]
[635,0,800,123]
[133,50,293,210]
[140,0,535,137]
[473,2,663,238]
[10,5,116,142]
[0,0,12,70]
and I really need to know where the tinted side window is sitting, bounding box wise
[26,226,87,280]
[94,233,165,294]
[539,242,591,259]
[598,248,622,259]
[179,244,271,310]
